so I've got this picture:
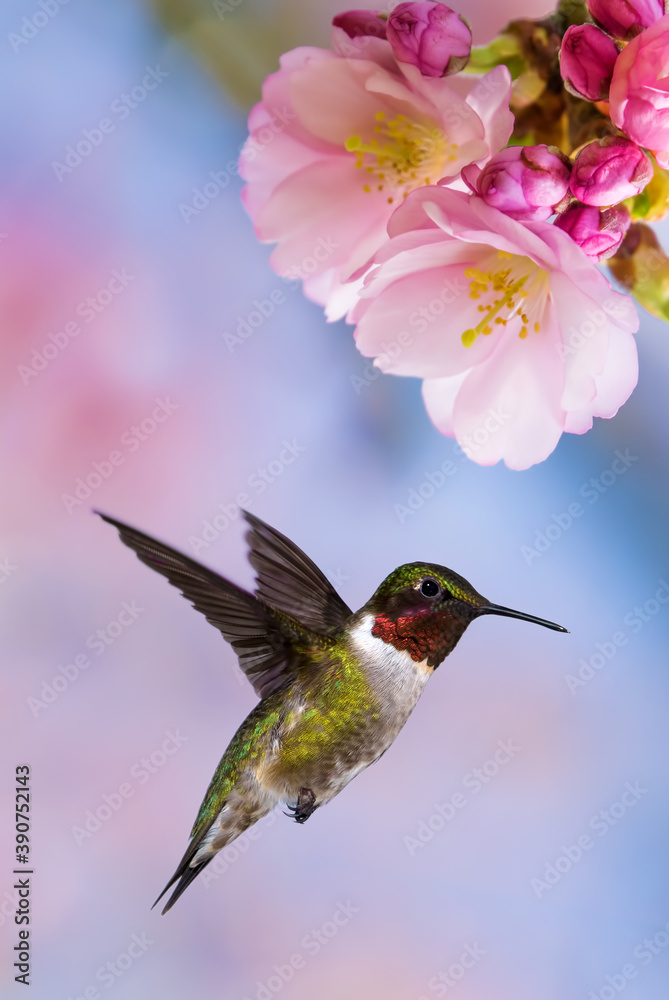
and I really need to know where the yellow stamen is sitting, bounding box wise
[345,112,454,198]
[460,251,548,348]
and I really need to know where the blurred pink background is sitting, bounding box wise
[2,1,669,998]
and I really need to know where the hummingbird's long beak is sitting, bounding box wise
[477,603,569,633]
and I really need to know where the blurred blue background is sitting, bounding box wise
[2,1,669,998]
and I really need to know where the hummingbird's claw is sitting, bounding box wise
[283,788,317,824]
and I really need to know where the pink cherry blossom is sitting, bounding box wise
[239,27,513,319]
[610,13,669,167]
[349,187,639,469]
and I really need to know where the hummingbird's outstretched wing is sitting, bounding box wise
[96,512,312,698]
[243,510,351,632]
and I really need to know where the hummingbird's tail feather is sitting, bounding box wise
[154,779,277,914]
[153,856,214,916]
[151,817,214,914]
[95,511,315,699]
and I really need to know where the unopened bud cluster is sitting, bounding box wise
[559,1,669,171]
[461,137,648,260]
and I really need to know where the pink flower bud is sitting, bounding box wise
[332,9,388,39]
[570,136,653,206]
[560,24,619,101]
[386,1,472,77]
[462,145,571,221]
[610,14,669,167]
[587,0,664,41]
[554,203,631,260]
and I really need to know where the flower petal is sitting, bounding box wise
[255,159,389,280]
[421,371,470,436]
[354,262,502,377]
[462,66,514,160]
[450,307,565,469]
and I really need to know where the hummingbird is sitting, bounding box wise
[97,510,567,913]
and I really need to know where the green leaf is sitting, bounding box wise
[624,156,669,222]
[465,34,525,79]
[609,223,669,323]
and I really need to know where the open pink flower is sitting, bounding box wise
[349,187,639,469]
[239,23,513,319]
[610,13,669,167]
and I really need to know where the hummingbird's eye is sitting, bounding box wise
[420,578,440,598]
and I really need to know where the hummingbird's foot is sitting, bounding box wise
[284,787,317,824]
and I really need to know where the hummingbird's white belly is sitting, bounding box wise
[349,612,434,704]
[346,613,435,749]
[313,623,434,804]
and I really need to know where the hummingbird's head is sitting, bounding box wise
[367,563,567,668]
